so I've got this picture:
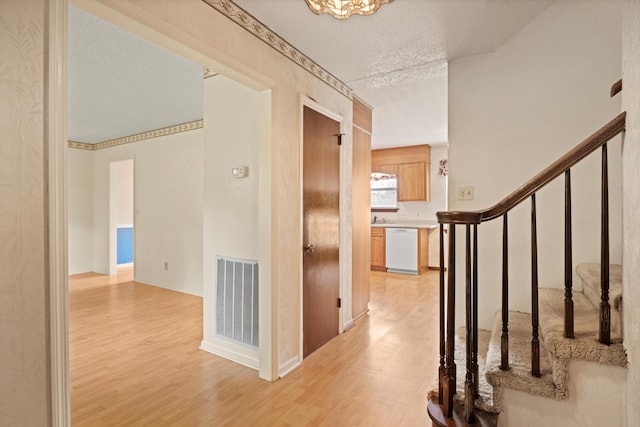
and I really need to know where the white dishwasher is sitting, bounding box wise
[385,228,418,275]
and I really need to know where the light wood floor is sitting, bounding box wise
[70,267,439,426]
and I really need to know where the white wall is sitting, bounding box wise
[200,75,261,367]
[448,0,622,329]
[91,130,204,296]
[116,158,133,226]
[68,147,95,274]
[622,0,640,423]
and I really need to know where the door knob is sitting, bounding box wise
[303,243,315,253]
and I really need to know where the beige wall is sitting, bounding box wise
[0,0,50,425]
[622,0,640,423]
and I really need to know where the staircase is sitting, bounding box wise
[427,82,627,426]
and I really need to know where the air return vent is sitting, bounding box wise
[216,256,259,349]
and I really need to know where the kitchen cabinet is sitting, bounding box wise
[371,226,433,273]
[373,164,398,176]
[418,228,430,273]
[398,162,427,201]
[371,227,386,271]
[371,145,430,202]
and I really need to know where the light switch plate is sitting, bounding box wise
[232,166,248,178]
[457,185,475,200]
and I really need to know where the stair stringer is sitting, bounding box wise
[498,359,627,427]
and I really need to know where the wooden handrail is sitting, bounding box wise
[611,79,622,97]
[437,112,626,225]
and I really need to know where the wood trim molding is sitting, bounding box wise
[200,0,353,100]
[353,96,372,133]
[48,0,71,425]
[67,119,204,151]
[353,123,372,136]
[610,79,622,97]
[371,144,431,166]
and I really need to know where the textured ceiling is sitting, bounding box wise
[234,0,554,148]
[68,0,554,147]
[68,5,203,144]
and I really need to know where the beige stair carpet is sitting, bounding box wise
[484,311,561,412]
[539,288,626,365]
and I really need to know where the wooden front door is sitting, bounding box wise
[302,105,340,358]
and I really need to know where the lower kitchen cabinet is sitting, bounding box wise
[371,227,386,271]
[371,226,434,273]
[418,228,430,273]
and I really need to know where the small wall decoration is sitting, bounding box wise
[439,159,448,176]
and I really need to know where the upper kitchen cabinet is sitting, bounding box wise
[371,145,431,202]
[374,164,398,176]
[398,162,427,201]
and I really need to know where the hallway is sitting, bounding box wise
[70,268,439,426]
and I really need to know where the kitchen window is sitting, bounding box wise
[371,173,398,211]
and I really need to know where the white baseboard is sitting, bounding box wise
[353,308,369,322]
[343,318,355,332]
[200,340,259,370]
[278,355,301,378]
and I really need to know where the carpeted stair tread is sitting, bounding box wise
[576,263,622,337]
[539,288,627,366]
[485,311,560,411]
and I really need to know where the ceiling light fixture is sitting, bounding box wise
[304,0,394,20]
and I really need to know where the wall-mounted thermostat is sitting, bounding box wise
[232,166,248,178]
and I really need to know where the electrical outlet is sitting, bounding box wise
[457,185,475,201]
[164,261,169,270]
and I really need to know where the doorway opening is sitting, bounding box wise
[66,0,274,402]
[110,159,134,273]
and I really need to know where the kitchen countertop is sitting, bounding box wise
[371,220,438,229]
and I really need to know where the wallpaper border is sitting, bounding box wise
[200,0,353,99]
[68,119,204,151]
